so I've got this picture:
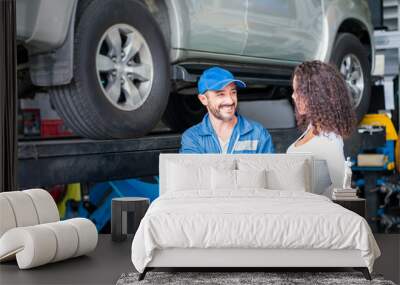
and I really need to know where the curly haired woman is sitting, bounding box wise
[287,60,356,197]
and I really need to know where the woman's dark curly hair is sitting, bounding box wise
[292,60,356,138]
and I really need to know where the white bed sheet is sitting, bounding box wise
[131,190,380,273]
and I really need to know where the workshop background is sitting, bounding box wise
[1,0,400,284]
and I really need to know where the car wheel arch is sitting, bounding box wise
[336,18,373,70]
[28,0,172,87]
[71,0,172,57]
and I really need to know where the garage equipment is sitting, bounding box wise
[63,178,158,231]
[352,113,399,232]
[374,179,400,233]
[0,0,18,192]
[353,114,398,171]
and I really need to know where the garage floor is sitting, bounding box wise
[1,234,399,285]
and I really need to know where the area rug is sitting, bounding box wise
[116,271,396,285]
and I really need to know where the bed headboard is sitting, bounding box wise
[159,154,331,196]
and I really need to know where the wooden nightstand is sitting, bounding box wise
[332,198,366,218]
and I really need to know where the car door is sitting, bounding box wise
[243,0,323,62]
[177,0,247,56]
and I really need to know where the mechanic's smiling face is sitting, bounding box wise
[198,82,238,122]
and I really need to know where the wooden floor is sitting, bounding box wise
[0,234,398,285]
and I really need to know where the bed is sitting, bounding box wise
[131,154,381,280]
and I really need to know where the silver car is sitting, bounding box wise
[17,0,374,139]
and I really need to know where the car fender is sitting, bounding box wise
[320,0,374,71]
[17,0,77,51]
[29,0,176,87]
[27,0,78,86]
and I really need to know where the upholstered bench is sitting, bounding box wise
[0,189,98,269]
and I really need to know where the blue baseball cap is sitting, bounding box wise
[198,67,246,94]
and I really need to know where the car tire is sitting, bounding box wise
[162,92,206,132]
[50,0,170,139]
[330,33,371,122]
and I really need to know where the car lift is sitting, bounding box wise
[17,129,303,231]
[17,129,302,189]
[17,133,181,188]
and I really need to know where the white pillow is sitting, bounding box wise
[237,158,309,191]
[267,167,306,191]
[211,168,268,191]
[211,168,236,190]
[167,160,235,192]
[236,169,267,189]
[167,162,210,191]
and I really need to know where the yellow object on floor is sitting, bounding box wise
[360,114,398,141]
[57,183,81,219]
[396,135,400,173]
[359,114,398,171]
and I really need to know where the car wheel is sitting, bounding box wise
[330,33,371,122]
[162,92,206,132]
[50,0,170,139]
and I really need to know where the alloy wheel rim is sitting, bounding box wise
[339,54,364,108]
[96,24,153,111]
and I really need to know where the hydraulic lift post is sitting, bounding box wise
[0,0,18,192]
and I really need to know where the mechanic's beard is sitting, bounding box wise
[208,104,236,122]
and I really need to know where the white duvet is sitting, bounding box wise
[131,190,380,273]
